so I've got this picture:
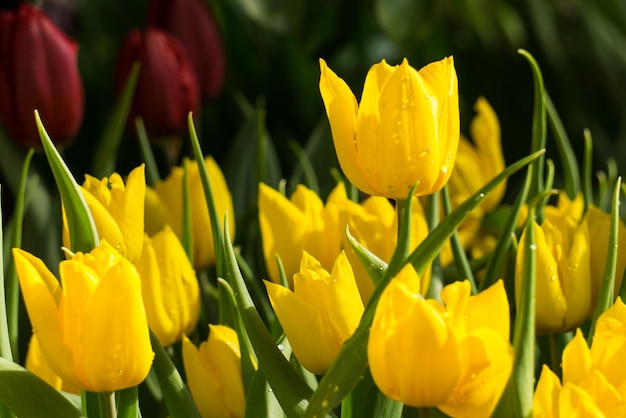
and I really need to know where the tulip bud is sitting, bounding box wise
[319,57,459,199]
[0,3,84,148]
[115,28,200,139]
[182,325,246,418]
[147,0,225,99]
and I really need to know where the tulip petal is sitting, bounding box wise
[466,280,510,340]
[265,280,336,374]
[560,220,591,331]
[319,59,375,195]
[533,365,562,418]
[258,184,307,285]
[559,383,604,417]
[79,260,153,392]
[438,328,513,418]
[562,329,592,387]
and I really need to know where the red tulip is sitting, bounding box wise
[0,3,84,148]
[148,0,225,99]
[116,28,200,139]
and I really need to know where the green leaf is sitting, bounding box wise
[518,50,547,205]
[304,149,544,418]
[91,62,140,178]
[287,140,320,195]
[495,206,537,418]
[136,117,161,186]
[4,150,33,362]
[222,217,324,418]
[0,188,10,364]
[582,129,594,213]
[545,93,580,199]
[481,165,534,291]
[37,111,99,253]
[441,185,477,293]
[244,370,283,418]
[187,113,226,278]
[149,331,201,418]
[587,177,622,344]
[0,358,83,418]
[116,386,139,418]
[181,160,194,263]
[344,226,387,286]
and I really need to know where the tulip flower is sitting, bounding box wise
[342,194,431,301]
[441,97,505,266]
[25,334,79,394]
[0,3,83,147]
[182,325,246,418]
[265,251,364,374]
[533,299,626,416]
[147,0,225,99]
[63,165,145,263]
[584,204,626,313]
[515,211,591,334]
[115,28,200,139]
[136,226,200,347]
[152,156,234,269]
[13,241,154,392]
[369,276,512,416]
[258,182,344,286]
[319,56,459,199]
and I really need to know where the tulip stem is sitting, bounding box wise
[104,392,116,418]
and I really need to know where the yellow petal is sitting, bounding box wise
[438,328,513,418]
[559,383,604,417]
[13,249,79,387]
[562,329,592,386]
[265,279,336,374]
[79,259,153,391]
[559,219,591,330]
[108,165,145,262]
[144,186,171,236]
[258,183,307,285]
[533,365,561,418]
[466,279,510,341]
[319,59,374,195]
[591,298,626,389]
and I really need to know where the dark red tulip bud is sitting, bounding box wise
[0,3,84,148]
[116,28,200,139]
[148,0,225,99]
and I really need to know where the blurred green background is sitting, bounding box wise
[3,0,624,193]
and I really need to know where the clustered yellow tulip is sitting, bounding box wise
[264,251,364,374]
[534,298,626,416]
[149,156,235,269]
[441,97,505,266]
[368,276,513,416]
[64,165,146,262]
[183,325,246,418]
[14,240,154,392]
[319,56,459,199]
[258,182,344,286]
[135,225,200,347]
[516,203,591,335]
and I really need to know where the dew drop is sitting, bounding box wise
[277,344,285,351]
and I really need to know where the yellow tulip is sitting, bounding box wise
[63,165,145,262]
[584,205,626,314]
[264,251,364,374]
[182,325,246,418]
[152,156,235,269]
[441,97,505,267]
[319,56,459,199]
[533,300,626,417]
[515,212,591,334]
[135,225,200,347]
[258,182,344,286]
[369,276,512,416]
[13,241,153,392]
[25,334,79,394]
[342,194,431,301]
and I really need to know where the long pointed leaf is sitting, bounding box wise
[36,111,98,253]
[0,358,83,418]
